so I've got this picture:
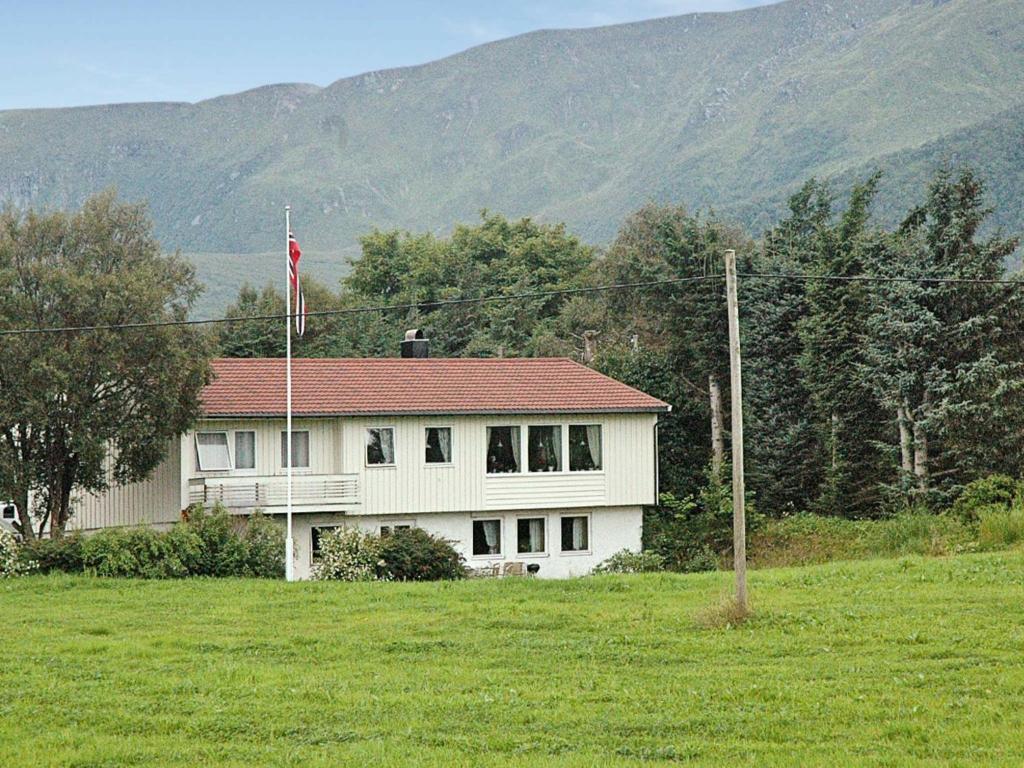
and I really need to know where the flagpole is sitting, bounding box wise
[284,205,294,582]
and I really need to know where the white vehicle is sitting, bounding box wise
[1,502,18,536]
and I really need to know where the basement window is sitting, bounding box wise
[517,517,547,554]
[195,432,231,471]
[472,519,502,556]
[560,515,590,552]
[311,526,340,561]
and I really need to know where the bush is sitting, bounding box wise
[644,468,759,572]
[81,527,192,578]
[312,527,383,581]
[593,549,666,574]
[67,507,284,579]
[378,528,466,581]
[949,475,1024,523]
[18,533,84,573]
[1,529,34,577]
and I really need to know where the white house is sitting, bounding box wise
[69,340,669,578]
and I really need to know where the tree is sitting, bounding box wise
[860,169,1023,503]
[0,192,211,537]
[592,204,752,484]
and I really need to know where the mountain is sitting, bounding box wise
[2,0,1023,314]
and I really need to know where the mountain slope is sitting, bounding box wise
[1,0,1022,305]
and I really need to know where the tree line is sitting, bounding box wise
[221,168,1024,518]
[0,168,1020,538]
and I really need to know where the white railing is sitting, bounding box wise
[188,474,359,509]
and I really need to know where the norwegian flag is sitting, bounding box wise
[288,231,307,337]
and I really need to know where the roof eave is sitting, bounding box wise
[200,406,670,419]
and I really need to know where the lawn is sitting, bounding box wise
[2,553,1024,767]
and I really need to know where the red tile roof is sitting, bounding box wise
[202,358,669,417]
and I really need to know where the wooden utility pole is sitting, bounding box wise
[724,249,748,610]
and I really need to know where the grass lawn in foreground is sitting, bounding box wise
[2,552,1024,767]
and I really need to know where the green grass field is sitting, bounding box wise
[3,552,1024,767]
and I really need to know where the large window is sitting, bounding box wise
[486,426,521,474]
[528,426,562,472]
[425,427,453,464]
[280,430,310,469]
[366,427,396,466]
[234,431,256,470]
[195,432,231,471]
[473,519,502,556]
[561,515,590,552]
[569,425,602,471]
[517,517,546,554]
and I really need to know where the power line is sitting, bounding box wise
[739,272,1023,286]
[0,274,722,337]
[2,270,1021,337]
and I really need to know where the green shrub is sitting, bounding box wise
[379,528,466,581]
[949,475,1024,523]
[18,533,84,573]
[312,527,383,581]
[63,507,284,579]
[593,549,666,574]
[1,529,34,577]
[81,527,191,578]
[978,505,1024,550]
[643,468,758,572]
[241,512,285,578]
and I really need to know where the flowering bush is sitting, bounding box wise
[312,527,384,581]
[0,529,35,578]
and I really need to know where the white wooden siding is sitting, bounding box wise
[80,412,659,529]
[69,438,183,531]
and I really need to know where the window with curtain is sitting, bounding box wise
[279,430,310,469]
[569,425,602,471]
[196,432,231,471]
[381,524,412,537]
[560,516,589,552]
[366,427,396,466]
[234,431,256,470]
[486,426,520,474]
[517,517,546,554]
[528,425,562,472]
[472,519,502,555]
[425,427,453,464]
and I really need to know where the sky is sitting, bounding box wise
[1,0,777,111]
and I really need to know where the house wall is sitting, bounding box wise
[68,438,184,532]
[190,411,659,516]
[289,505,644,580]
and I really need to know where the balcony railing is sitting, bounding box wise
[188,474,360,509]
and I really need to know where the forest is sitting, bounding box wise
[218,168,1024,559]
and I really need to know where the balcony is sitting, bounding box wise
[188,474,360,511]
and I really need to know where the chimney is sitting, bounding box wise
[400,328,429,358]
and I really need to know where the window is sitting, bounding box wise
[561,516,590,552]
[2,504,14,520]
[569,425,602,471]
[473,519,502,556]
[195,432,231,471]
[234,431,256,470]
[528,426,562,472]
[425,427,453,464]
[380,523,412,537]
[486,426,521,474]
[366,427,396,466]
[280,430,310,469]
[517,517,546,554]
[311,526,339,561]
